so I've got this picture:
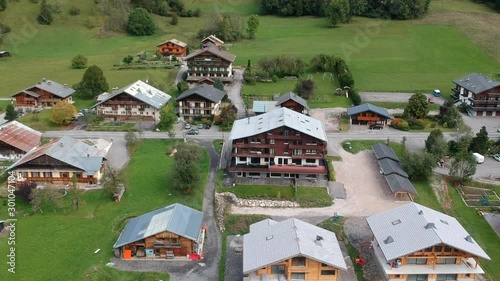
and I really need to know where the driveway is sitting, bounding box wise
[225,69,246,116]
[111,140,221,281]
[175,65,188,85]
[360,92,446,106]
[230,148,407,219]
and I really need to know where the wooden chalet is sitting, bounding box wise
[367,203,491,281]
[176,84,225,120]
[185,45,236,84]
[243,218,347,281]
[92,80,171,122]
[347,103,393,126]
[7,136,111,185]
[275,92,309,114]
[156,39,188,57]
[113,203,206,261]
[452,73,500,117]
[372,143,417,200]
[12,79,75,111]
[0,121,41,161]
[201,35,224,48]
[228,108,328,182]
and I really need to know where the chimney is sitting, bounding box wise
[87,154,90,157]
[42,78,46,82]
[60,143,64,147]
[48,81,51,85]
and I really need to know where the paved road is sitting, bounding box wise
[175,65,188,85]
[225,69,246,115]
[360,91,447,106]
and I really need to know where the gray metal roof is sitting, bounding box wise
[157,38,187,48]
[378,158,408,178]
[453,73,500,95]
[185,45,236,62]
[275,92,309,110]
[372,143,399,162]
[175,84,225,103]
[243,218,347,273]
[230,108,327,142]
[384,174,417,195]
[113,203,203,248]
[13,79,75,98]
[93,80,171,110]
[347,103,393,119]
[252,101,280,113]
[8,136,109,174]
[366,203,490,261]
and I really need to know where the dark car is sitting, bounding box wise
[369,124,383,130]
[204,124,211,129]
[186,129,199,135]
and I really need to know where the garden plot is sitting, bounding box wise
[459,186,500,207]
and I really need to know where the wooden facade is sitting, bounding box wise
[0,141,26,160]
[281,99,305,114]
[177,94,220,120]
[202,35,224,47]
[230,126,328,179]
[157,41,187,57]
[186,45,235,84]
[95,93,159,121]
[247,256,340,281]
[350,111,390,126]
[452,75,500,117]
[13,87,72,109]
[118,230,195,260]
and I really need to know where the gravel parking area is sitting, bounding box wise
[309,108,344,133]
[483,212,500,237]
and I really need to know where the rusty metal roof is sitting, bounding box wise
[0,121,41,153]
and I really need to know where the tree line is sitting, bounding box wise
[260,0,432,20]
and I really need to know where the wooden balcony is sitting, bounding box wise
[290,154,325,159]
[104,100,141,105]
[469,98,500,105]
[233,142,271,149]
[232,152,272,158]
[21,176,97,183]
[288,144,324,150]
[272,134,302,140]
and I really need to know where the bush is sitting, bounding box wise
[349,88,361,106]
[295,79,315,99]
[170,13,178,25]
[69,6,80,15]
[71,54,88,69]
[392,121,410,131]
[193,8,201,17]
[391,118,403,126]
[15,182,37,203]
[0,21,11,34]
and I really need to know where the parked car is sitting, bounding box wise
[204,124,211,129]
[184,123,192,129]
[369,124,383,130]
[493,154,500,162]
[432,89,441,97]
[197,124,204,129]
[473,153,484,164]
[186,129,199,135]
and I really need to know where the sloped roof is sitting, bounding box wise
[252,101,280,113]
[230,107,327,142]
[366,203,490,261]
[202,35,224,45]
[275,92,309,110]
[157,38,187,48]
[8,136,109,174]
[453,73,500,95]
[113,203,203,248]
[185,45,235,63]
[378,158,408,178]
[372,143,399,162]
[12,79,75,98]
[175,84,225,103]
[0,121,41,153]
[384,174,417,195]
[93,80,171,110]
[347,103,393,119]
[243,218,347,273]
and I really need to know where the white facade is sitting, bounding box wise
[178,100,222,117]
[14,169,103,183]
[96,104,161,122]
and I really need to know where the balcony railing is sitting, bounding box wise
[288,144,324,150]
[233,142,271,149]
[104,100,142,105]
[232,152,272,158]
[21,176,97,183]
[469,98,500,105]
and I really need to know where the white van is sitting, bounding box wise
[473,153,484,164]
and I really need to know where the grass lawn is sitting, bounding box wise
[213,139,224,153]
[87,121,136,132]
[0,139,209,281]
[342,140,404,155]
[16,109,69,131]
[72,96,97,111]
[0,100,12,113]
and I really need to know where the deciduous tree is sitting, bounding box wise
[246,14,260,39]
[159,103,177,131]
[295,79,315,99]
[74,65,109,99]
[14,182,37,203]
[176,81,189,94]
[0,0,7,12]
[449,137,477,184]
[327,0,350,27]
[101,164,122,196]
[171,142,201,194]
[425,129,448,160]
[400,151,436,181]
[69,175,83,211]
[214,79,224,92]
[404,93,428,119]
[71,54,88,69]
[30,186,64,213]
[50,100,77,125]
[127,8,156,36]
